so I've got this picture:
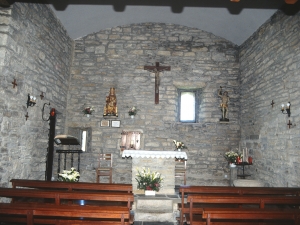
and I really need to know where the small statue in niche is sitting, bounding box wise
[218,86,229,122]
[103,87,118,117]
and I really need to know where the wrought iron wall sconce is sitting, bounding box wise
[271,100,275,108]
[27,94,36,108]
[281,102,291,117]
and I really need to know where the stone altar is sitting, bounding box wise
[122,150,187,195]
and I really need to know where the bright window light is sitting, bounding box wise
[81,130,87,152]
[180,92,195,122]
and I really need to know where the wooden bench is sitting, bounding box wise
[179,186,300,225]
[0,202,130,225]
[0,186,134,224]
[10,179,132,193]
[202,208,300,225]
[0,187,134,208]
[188,195,300,225]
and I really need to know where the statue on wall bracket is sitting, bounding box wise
[103,87,118,117]
[218,86,229,122]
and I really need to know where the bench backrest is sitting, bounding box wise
[179,185,300,225]
[0,187,134,209]
[10,179,132,193]
[0,202,130,225]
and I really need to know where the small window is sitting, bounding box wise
[178,89,199,123]
[68,127,92,152]
[81,130,87,152]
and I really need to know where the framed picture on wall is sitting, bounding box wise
[101,120,110,127]
[111,120,121,128]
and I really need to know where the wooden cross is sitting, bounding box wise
[287,120,292,129]
[144,62,171,104]
[40,92,44,100]
[25,112,29,121]
[12,79,17,88]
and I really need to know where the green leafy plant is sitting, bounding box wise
[135,167,163,192]
[58,167,80,182]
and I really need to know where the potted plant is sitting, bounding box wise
[135,167,163,195]
[83,106,95,117]
[173,140,187,151]
[224,151,239,167]
[128,106,139,118]
[58,167,80,182]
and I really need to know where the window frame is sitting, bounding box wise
[178,89,200,123]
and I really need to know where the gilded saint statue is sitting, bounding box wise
[103,88,118,117]
[218,86,229,122]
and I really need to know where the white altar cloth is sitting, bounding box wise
[122,150,187,159]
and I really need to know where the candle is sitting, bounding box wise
[243,148,245,162]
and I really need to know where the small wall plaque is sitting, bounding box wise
[101,120,110,127]
[111,120,121,128]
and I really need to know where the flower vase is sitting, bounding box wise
[130,115,134,119]
[86,114,90,117]
[177,148,181,151]
[230,163,236,168]
[145,190,156,196]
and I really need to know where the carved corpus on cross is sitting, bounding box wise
[144,62,171,104]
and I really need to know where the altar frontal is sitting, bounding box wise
[122,150,187,195]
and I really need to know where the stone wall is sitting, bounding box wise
[67,23,240,185]
[239,10,300,187]
[0,3,73,186]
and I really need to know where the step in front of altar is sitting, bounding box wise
[133,194,180,222]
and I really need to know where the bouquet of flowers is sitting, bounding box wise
[82,106,95,115]
[135,167,163,192]
[58,167,80,182]
[173,140,187,150]
[128,106,139,116]
[224,151,239,164]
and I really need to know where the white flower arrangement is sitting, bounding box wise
[135,167,163,192]
[58,167,80,182]
[224,151,239,163]
[128,106,139,116]
[173,140,187,150]
[83,106,95,115]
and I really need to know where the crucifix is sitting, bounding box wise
[287,120,292,129]
[144,62,171,104]
[12,79,17,88]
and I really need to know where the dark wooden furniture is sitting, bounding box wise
[0,187,134,209]
[202,208,300,225]
[2,181,135,225]
[11,179,132,193]
[236,162,252,179]
[96,153,113,183]
[187,195,300,225]
[0,202,130,225]
[178,185,300,225]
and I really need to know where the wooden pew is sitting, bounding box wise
[188,195,300,225]
[10,179,132,193]
[179,186,300,225]
[0,202,130,225]
[202,208,300,225]
[0,187,134,209]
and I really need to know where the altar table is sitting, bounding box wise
[122,150,188,194]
